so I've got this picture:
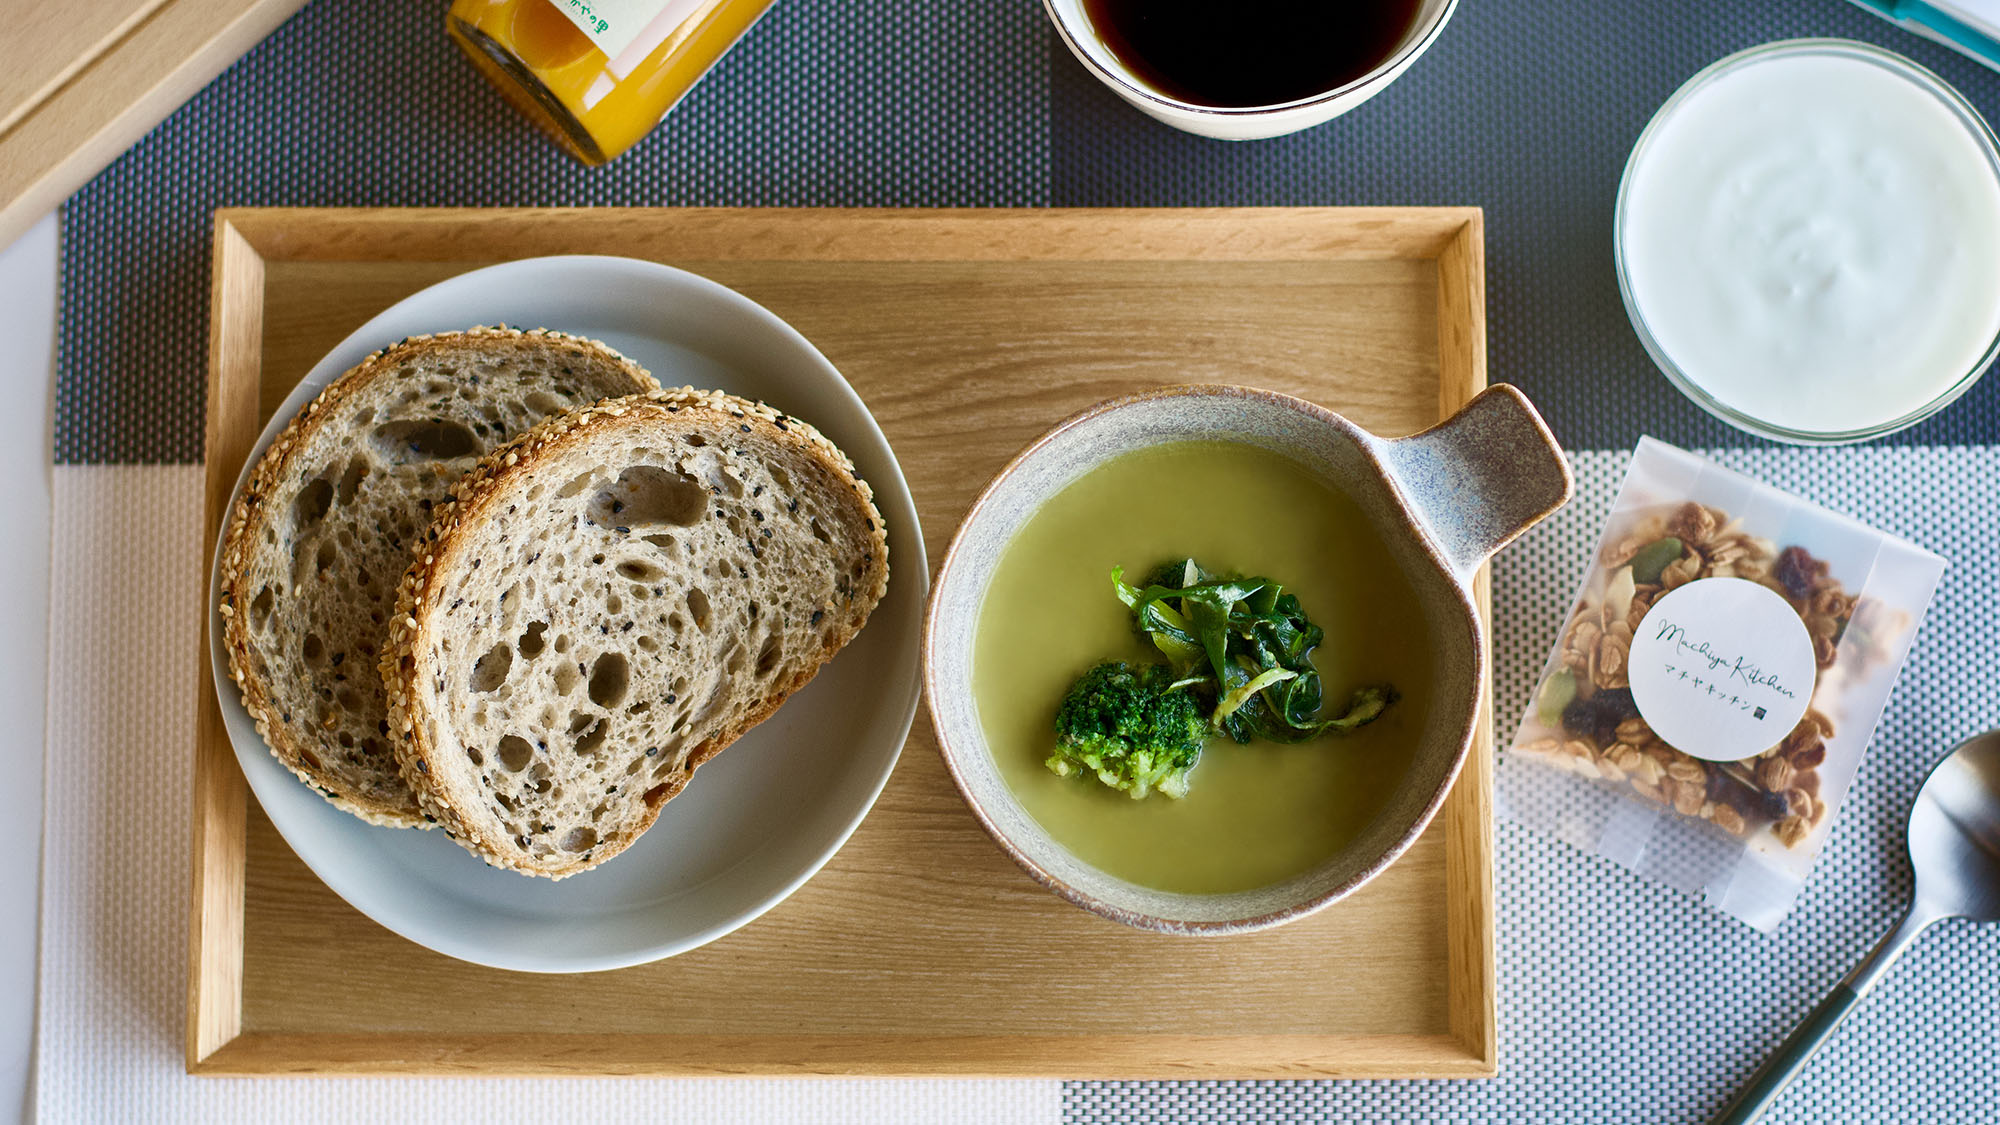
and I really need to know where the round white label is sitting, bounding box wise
[1628,577,1817,762]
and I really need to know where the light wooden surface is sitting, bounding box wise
[0,0,306,249]
[191,207,1497,1078]
[187,218,263,1069]
[1434,214,1498,1067]
[0,0,162,132]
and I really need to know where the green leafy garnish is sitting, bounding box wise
[1112,558,1399,745]
[1045,557,1400,800]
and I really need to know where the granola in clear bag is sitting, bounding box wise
[1499,439,1946,931]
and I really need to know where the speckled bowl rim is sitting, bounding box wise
[922,384,1488,935]
[1040,0,1460,119]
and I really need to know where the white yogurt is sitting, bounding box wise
[1620,44,2000,437]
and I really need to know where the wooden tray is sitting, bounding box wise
[190,206,1496,1079]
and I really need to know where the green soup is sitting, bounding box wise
[972,441,1432,895]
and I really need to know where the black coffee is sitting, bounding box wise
[1081,0,1423,110]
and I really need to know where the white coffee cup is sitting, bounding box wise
[1043,0,1460,140]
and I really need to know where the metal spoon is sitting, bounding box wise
[1712,730,2000,1124]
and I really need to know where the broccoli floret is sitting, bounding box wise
[1047,662,1207,799]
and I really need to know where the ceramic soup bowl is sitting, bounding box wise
[924,384,1572,933]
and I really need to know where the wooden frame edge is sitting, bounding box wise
[190,1032,1495,1080]
[209,205,1483,263]
[186,214,265,1070]
[1434,212,1499,1076]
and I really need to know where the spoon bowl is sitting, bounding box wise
[1713,729,2000,1123]
[1908,731,2000,923]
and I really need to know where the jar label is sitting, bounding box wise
[550,0,707,65]
[1628,577,1817,762]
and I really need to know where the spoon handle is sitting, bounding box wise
[1709,906,1936,1125]
[1708,981,1863,1125]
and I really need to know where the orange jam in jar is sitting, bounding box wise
[447,0,776,165]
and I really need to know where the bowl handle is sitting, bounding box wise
[1374,384,1573,582]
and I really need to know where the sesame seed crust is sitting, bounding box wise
[217,327,657,828]
[379,387,890,876]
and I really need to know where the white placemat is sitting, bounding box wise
[0,212,56,1125]
[38,447,2000,1122]
[33,463,1057,1124]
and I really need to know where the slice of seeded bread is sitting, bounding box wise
[382,389,890,877]
[219,328,659,826]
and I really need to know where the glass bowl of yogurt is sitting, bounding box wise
[1616,39,2000,444]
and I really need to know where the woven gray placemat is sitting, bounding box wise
[51,0,2000,1119]
[56,0,1050,463]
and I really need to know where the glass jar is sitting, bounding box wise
[447,0,777,165]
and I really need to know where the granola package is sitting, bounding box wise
[1498,438,1946,931]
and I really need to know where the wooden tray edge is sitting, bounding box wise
[190,1032,1495,1080]
[211,204,1484,263]
[187,214,263,1069]
[185,207,1499,1078]
[1437,212,1499,1073]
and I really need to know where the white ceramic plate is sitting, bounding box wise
[206,256,925,973]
